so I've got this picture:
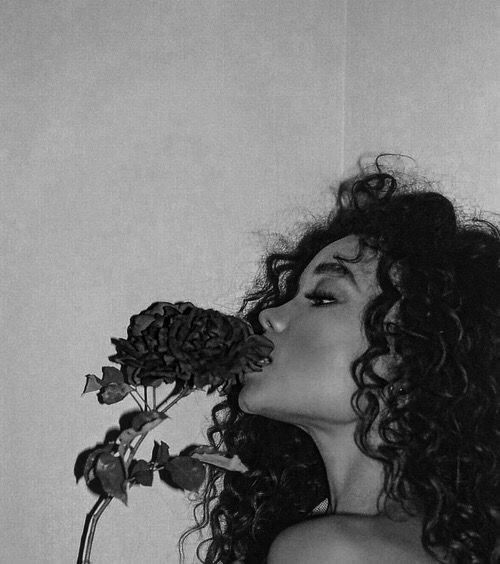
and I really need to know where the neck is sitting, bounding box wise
[301,421,386,516]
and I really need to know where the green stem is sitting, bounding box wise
[77,495,112,564]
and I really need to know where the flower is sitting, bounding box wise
[108,301,274,392]
[79,301,274,562]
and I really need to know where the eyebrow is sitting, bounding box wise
[312,261,359,289]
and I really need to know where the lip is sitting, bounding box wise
[240,359,272,385]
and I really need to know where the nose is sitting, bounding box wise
[258,305,288,333]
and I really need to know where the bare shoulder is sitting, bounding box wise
[267,514,436,564]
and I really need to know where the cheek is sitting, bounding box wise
[238,345,359,423]
[238,315,368,422]
[290,319,367,373]
[238,366,357,424]
[237,369,288,417]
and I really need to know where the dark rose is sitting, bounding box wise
[108,301,274,392]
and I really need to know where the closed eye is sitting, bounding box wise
[304,291,338,307]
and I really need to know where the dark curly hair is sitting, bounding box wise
[178,160,500,563]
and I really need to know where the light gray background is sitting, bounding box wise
[2,1,498,563]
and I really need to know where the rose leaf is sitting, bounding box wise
[95,452,128,505]
[191,452,249,473]
[130,459,154,487]
[83,444,114,486]
[116,428,140,460]
[153,441,171,466]
[82,374,103,395]
[188,444,219,456]
[99,382,132,404]
[116,412,168,460]
[164,456,206,491]
[131,410,168,433]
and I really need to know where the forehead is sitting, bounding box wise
[300,234,379,285]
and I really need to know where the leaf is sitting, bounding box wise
[165,456,206,491]
[83,444,114,486]
[130,459,153,487]
[131,410,168,433]
[101,366,125,386]
[191,452,249,473]
[95,452,127,505]
[99,382,132,404]
[116,411,168,460]
[116,428,140,460]
[183,444,219,456]
[82,374,103,395]
[153,441,171,466]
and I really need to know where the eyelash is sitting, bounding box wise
[304,290,338,307]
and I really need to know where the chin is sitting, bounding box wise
[237,382,258,414]
[238,387,293,425]
[237,368,270,412]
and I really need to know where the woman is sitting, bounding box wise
[180,161,500,563]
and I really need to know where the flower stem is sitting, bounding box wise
[157,386,192,412]
[132,387,145,403]
[129,390,144,411]
[79,386,193,562]
[124,387,192,469]
[126,434,147,468]
[77,494,112,564]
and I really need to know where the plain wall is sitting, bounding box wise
[2,1,497,563]
[343,0,499,209]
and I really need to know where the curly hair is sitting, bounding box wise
[178,161,500,563]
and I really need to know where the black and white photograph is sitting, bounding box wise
[2,1,499,562]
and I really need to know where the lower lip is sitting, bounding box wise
[241,362,272,384]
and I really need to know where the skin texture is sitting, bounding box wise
[239,234,429,559]
[266,513,435,564]
[238,234,387,515]
[238,234,379,426]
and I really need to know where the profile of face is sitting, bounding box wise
[238,234,381,431]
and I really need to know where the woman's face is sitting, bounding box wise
[238,235,380,429]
